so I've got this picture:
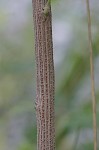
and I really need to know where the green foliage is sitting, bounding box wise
[18,142,35,150]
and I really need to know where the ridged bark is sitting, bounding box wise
[32,0,55,150]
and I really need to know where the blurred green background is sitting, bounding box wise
[0,0,99,150]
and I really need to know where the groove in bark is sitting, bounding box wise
[32,0,55,149]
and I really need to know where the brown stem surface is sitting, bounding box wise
[86,0,97,150]
[32,0,55,150]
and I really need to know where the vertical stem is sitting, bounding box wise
[32,0,55,150]
[86,0,97,150]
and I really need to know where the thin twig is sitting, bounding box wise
[86,0,97,150]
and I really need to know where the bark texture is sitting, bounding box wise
[32,0,55,150]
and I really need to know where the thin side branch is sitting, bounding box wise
[86,0,97,150]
